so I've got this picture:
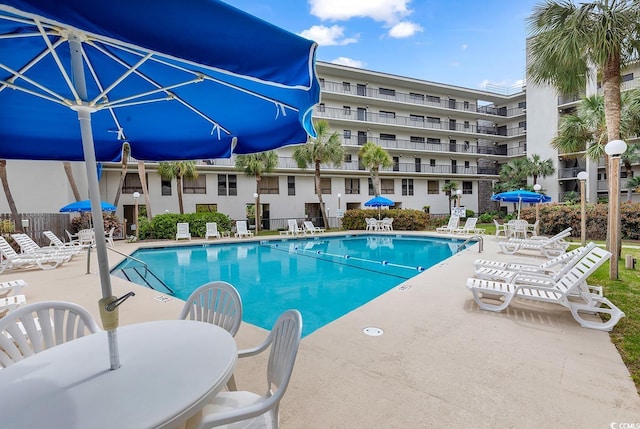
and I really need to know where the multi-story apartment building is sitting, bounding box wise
[1,61,530,233]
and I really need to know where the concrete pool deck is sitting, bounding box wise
[4,232,640,428]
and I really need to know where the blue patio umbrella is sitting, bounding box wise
[60,200,116,213]
[0,0,320,369]
[365,196,395,219]
[491,190,551,218]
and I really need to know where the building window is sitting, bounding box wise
[379,110,396,119]
[410,114,425,124]
[122,173,144,194]
[343,130,351,140]
[288,176,295,196]
[381,179,394,194]
[343,106,351,115]
[427,180,439,194]
[379,87,396,96]
[463,100,470,110]
[426,95,441,104]
[518,101,526,109]
[415,158,421,172]
[622,73,634,82]
[196,204,217,212]
[392,156,399,171]
[464,120,470,129]
[183,176,206,194]
[427,137,441,144]
[357,131,367,145]
[320,177,331,194]
[368,178,374,195]
[427,116,440,124]
[344,154,352,163]
[519,121,527,130]
[463,181,472,194]
[380,133,396,141]
[410,92,424,102]
[258,176,279,194]
[410,136,425,143]
[345,178,360,194]
[318,103,325,112]
[464,161,470,169]
[430,159,436,167]
[319,78,325,88]
[342,81,351,91]
[402,178,414,196]
[218,174,237,196]
[161,179,171,196]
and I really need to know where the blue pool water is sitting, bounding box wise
[112,234,468,336]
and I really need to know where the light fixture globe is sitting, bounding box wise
[605,139,627,156]
[253,192,258,198]
[456,189,463,196]
[533,184,542,192]
[577,171,588,181]
[133,191,140,199]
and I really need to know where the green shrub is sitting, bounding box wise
[341,209,429,231]
[140,212,233,240]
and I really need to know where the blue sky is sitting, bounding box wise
[224,0,540,91]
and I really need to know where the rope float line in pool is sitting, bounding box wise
[263,242,426,274]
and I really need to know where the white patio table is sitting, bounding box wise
[0,320,237,429]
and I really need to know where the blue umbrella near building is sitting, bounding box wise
[60,200,116,213]
[491,190,551,219]
[365,196,395,219]
[0,0,320,369]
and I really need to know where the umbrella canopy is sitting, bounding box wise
[60,200,116,213]
[491,190,551,218]
[364,196,395,208]
[0,0,320,370]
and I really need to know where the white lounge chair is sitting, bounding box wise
[0,294,27,318]
[453,217,484,234]
[0,279,27,299]
[234,221,254,238]
[286,219,303,236]
[0,236,63,273]
[436,215,459,233]
[43,231,86,254]
[175,222,191,241]
[466,246,624,331]
[493,219,508,238]
[303,221,325,235]
[11,233,73,262]
[205,222,221,239]
[498,227,572,258]
[198,310,302,428]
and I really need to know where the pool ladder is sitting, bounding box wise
[107,247,175,295]
[458,234,483,253]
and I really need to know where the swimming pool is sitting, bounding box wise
[112,234,470,336]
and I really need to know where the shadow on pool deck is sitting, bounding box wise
[5,231,640,428]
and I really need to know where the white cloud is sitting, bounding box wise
[461,44,468,51]
[388,21,423,38]
[309,0,412,25]
[299,25,359,46]
[330,57,366,68]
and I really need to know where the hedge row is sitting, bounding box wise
[340,209,429,231]
[138,212,233,240]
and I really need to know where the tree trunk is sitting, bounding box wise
[137,161,152,220]
[0,160,22,232]
[372,168,381,196]
[112,145,130,207]
[177,175,184,214]
[315,161,329,229]
[63,162,82,201]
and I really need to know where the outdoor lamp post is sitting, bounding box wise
[253,192,259,235]
[456,189,463,208]
[577,171,588,246]
[533,183,542,236]
[605,139,627,280]
[133,191,140,240]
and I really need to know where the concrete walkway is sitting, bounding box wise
[3,233,639,428]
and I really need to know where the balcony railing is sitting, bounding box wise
[344,136,511,156]
[314,106,525,137]
[320,79,525,118]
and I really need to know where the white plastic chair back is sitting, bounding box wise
[205,222,220,239]
[179,281,243,336]
[0,301,100,369]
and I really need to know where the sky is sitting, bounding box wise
[224,0,541,91]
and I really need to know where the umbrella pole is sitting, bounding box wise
[71,35,120,370]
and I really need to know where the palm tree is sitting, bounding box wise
[157,161,198,214]
[498,158,529,190]
[358,142,392,196]
[525,154,555,185]
[293,120,344,229]
[527,1,640,145]
[235,151,278,234]
[112,143,130,208]
[441,181,459,214]
[0,160,21,231]
[621,142,640,201]
[63,162,82,201]
[138,161,153,221]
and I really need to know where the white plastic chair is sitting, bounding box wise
[176,222,192,240]
[286,219,303,236]
[178,281,243,337]
[0,301,101,369]
[493,219,508,238]
[234,221,254,238]
[0,279,27,299]
[198,309,303,429]
[205,222,221,239]
[105,227,115,247]
[436,215,459,233]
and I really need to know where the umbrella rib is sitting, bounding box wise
[89,52,153,106]
[34,19,81,103]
